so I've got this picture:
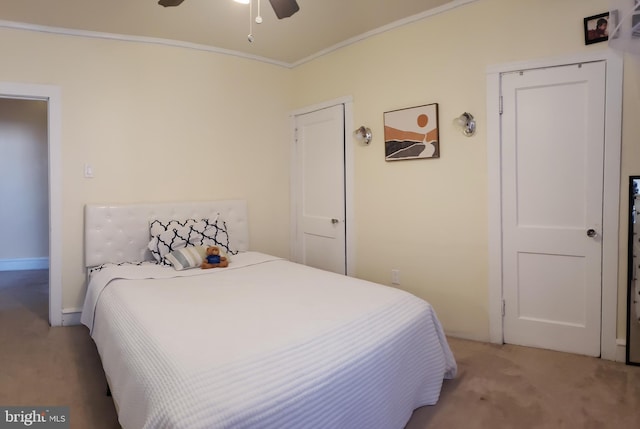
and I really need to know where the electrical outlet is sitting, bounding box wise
[391,269,400,285]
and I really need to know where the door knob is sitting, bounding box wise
[331,218,339,224]
[586,229,597,238]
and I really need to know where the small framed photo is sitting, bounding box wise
[383,103,439,161]
[584,12,611,45]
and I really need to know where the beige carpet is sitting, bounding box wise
[1,270,639,429]
[0,269,119,428]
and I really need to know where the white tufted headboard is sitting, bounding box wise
[84,200,249,268]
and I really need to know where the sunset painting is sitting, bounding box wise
[384,103,439,161]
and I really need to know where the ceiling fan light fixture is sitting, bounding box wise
[268,0,300,19]
[160,0,299,21]
[157,0,185,7]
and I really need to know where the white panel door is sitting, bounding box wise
[501,62,606,356]
[293,104,346,274]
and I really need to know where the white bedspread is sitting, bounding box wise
[82,252,457,429]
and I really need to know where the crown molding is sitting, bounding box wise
[0,0,478,69]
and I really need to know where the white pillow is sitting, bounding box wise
[165,246,207,270]
[166,245,230,271]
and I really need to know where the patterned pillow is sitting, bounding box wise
[205,218,238,256]
[147,216,237,265]
[149,217,210,239]
[147,220,209,265]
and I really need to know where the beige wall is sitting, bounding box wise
[0,99,48,259]
[619,53,640,337]
[1,0,639,341]
[291,0,640,341]
[0,27,294,309]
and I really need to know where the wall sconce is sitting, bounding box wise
[354,126,372,144]
[453,112,476,137]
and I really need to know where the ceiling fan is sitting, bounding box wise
[158,0,300,19]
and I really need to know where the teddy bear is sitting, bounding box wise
[200,245,229,269]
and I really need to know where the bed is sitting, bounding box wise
[80,200,456,429]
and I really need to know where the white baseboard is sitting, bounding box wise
[450,334,628,363]
[615,338,627,363]
[62,308,82,326]
[0,257,49,271]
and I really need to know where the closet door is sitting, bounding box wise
[292,104,346,275]
[501,62,606,356]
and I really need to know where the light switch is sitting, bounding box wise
[84,164,94,178]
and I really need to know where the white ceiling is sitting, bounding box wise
[0,0,459,66]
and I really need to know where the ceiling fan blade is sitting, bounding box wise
[268,0,300,19]
[158,0,185,7]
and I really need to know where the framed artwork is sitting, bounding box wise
[383,103,439,161]
[584,12,611,45]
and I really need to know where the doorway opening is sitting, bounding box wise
[0,82,62,327]
[0,98,49,323]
